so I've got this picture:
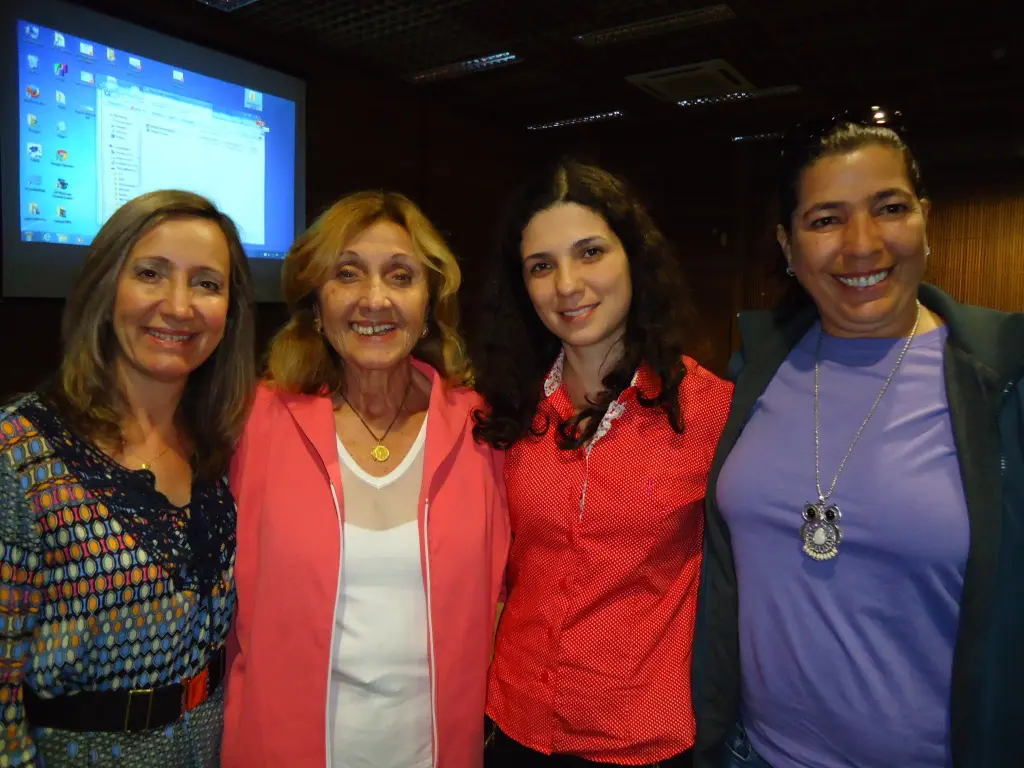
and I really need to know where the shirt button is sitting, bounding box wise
[540,671,549,683]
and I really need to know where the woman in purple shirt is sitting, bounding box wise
[692,111,1024,768]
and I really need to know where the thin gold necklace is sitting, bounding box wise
[119,438,172,471]
[339,380,413,463]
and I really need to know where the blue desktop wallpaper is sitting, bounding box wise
[17,19,297,257]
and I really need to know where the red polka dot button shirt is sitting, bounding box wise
[486,352,733,764]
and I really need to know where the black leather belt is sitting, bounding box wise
[23,645,227,733]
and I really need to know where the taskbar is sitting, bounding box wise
[21,230,91,245]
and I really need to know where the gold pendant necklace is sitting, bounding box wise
[119,438,172,472]
[340,380,412,462]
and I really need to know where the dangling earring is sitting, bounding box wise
[420,323,429,339]
[924,245,931,258]
[313,310,323,335]
[785,265,795,277]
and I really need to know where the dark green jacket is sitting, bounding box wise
[693,284,1024,768]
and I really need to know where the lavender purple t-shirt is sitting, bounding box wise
[717,324,968,768]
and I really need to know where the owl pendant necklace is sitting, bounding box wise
[803,301,921,561]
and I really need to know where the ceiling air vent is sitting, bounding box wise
[574,5,736,46]
[626,59,751,103]
[405,52,520,83]
[194,0,265,11]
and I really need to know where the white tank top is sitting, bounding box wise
[330,418,432,768]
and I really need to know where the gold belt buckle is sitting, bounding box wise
[124,688,155,731]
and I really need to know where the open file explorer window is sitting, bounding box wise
[96,85,267,243]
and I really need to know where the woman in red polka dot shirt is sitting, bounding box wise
[471,160,734,767]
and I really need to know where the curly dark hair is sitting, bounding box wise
[471,159,696,450]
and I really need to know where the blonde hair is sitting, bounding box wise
[42,189,257,481]
[267,191,471,392]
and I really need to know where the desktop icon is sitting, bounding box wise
[56,178,69,191]
[53,31,66,48]
[23,231,34,241]
[76,236,84,244]
[56,90,66,106]
[57,206,68,218]
[28,202,41,215]
[27,113,38,127]
[106,47,116,62]
[27,143,43,160]
[173,70,184,83]
[129,57,142,70]
[25,25,39,39]
[43,233,52,241]
[81,71,95,85]
[244,88,263,110]
[27,54,39,71]
[26,84,40,98]
[79,42,94,57]
[58,233,69,243]
[56,148,68,162]
[57,120,67,133]
[28,175,43,186]
[54,62,68,77]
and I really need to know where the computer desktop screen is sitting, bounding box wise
[2,0,305,299]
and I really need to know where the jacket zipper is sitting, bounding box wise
[999,379,1018,476]
[324,480,343,767]
[423,498,439,767]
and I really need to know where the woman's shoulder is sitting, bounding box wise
[438,382,487,412]
[681,355,734,401]
[675,356,734,444]
[247,380,325,421]
[0,393,49,452]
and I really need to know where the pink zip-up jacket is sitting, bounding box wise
[221,359,510,767]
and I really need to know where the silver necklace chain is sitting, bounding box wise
[813,301,922,504]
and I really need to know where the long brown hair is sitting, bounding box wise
[41,189,257,480]
[267,190,471,393]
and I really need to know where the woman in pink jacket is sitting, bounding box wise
[222,191,510,768]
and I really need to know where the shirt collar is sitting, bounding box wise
[542,350,661,452]
[543,349,656,400]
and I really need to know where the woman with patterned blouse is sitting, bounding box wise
[0,190,255,767]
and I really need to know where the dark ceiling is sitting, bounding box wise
[215,0,1021,140]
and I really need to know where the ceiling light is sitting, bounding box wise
[574,5,736,46]
[677,84,800,107]
[873,110,886,119]
[406,52,519,83]
[731,132,783,142]
[194,0,265,10]
[527,110,624,130]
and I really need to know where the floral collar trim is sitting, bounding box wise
[542,349,640,451]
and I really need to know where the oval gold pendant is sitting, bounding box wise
[371,444,390,462]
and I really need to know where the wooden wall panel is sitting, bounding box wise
[924,187,1024,312]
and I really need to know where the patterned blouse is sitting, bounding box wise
[0,396,235,768]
